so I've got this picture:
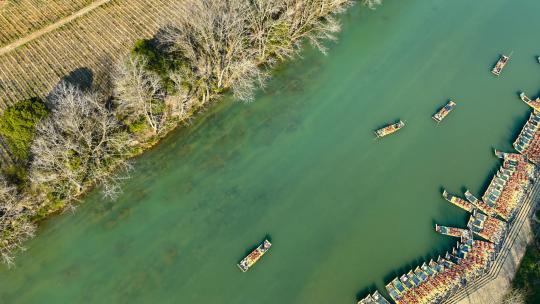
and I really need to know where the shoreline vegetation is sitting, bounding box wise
[506,216,540,303]
[0,0,383,267]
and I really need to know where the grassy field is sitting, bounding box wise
[0,0,189,106]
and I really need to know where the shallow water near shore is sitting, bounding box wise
[2,0,540,303]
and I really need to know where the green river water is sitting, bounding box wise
[2,0,540,303]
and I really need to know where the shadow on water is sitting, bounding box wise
[472,109,532,196]
[355,283,378,301]
[382,243,454,285]
[506,108,534,144]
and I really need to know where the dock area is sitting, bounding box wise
[357,109,540,304]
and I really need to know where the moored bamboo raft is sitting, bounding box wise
[435,224,472,240]
[383,239,495,304]
[494,149,526,162]
[357,291,391,304]
[464,189,498,217]
[442,189,475,212]
[519,92,540,111]
[467,211,507,244]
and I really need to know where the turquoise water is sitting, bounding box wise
[1,0,540,303]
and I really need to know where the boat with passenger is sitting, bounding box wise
[492,54,510,76]
[432,100,456,123]
[374,120,405,138]
[237,239,271,272]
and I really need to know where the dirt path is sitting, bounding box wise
[0,0,111,57]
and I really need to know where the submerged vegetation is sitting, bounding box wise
[0,0,382,266]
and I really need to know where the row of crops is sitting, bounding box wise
[0,0,187,107]
[0,0,99,47]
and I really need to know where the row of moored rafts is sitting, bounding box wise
[358,146,537,304]
[358,54,540,304]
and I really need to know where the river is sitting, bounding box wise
[1,0,540,303]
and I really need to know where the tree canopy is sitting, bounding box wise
[0,98,48,162]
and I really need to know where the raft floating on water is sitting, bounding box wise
[374,120,405,138]
[442,189,474,212]
[432,100,456,123]
[435,224,472,239]
[237,239,271,272]
[492,54,510,76]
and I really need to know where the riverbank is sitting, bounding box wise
[0,0,381,266]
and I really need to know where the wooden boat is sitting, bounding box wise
[442,189,474,212]
[371,291,391,304]
[492,54,510,76]
[357,291,391,304]
[391,277,406,294]
[432,100,456,123]
[494,149,525,162]
[374,120,405,138]
[385,282,401,302]
[237,239,271,272]
[400,273,414,289]
[519,92,540,111]
[435,224,472,239]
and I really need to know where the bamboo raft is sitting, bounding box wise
[432,100,456,123]
[519,92,540,112]
[357,291,391,304]
[435,224,472,239]
[374,120,405,138]
[464,189,498,217]
[237,239,271,272]
[442,189,475,212]
[491,54,510,76]
[494,149,525,163]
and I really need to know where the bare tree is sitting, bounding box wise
[113,55,166,134]
[244,0,288,61]
[160,0,266,102]
[280,0,353,56]
[0,177,35,267]
[502,288,526,304]
[166,71,196,119]
[30,82,131,201]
